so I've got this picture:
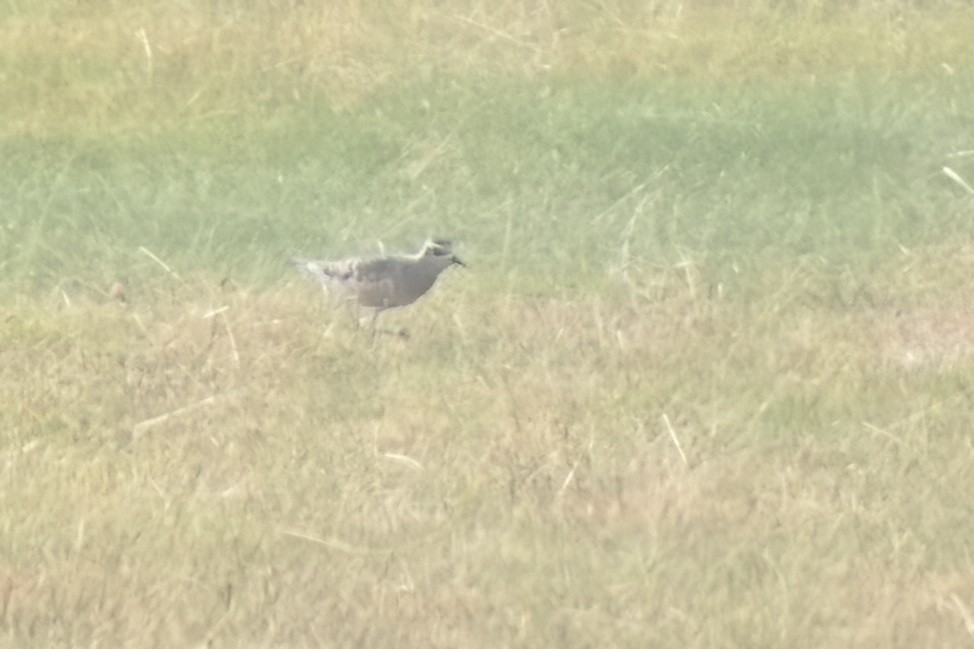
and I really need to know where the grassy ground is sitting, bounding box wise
[3,1,974,647]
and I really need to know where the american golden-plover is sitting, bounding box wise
[294,239,464,330]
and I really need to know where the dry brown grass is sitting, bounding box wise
[4,0,974,135]
[2,252,973,646]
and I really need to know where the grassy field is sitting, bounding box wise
[3,1,974,646]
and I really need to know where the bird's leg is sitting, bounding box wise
[369,309,409,341]
[369,308,381,345]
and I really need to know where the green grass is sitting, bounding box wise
[5,75,972,289]
[3,1,974,647]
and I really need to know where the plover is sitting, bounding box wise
[294,239,465,328]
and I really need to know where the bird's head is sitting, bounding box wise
[422,239,465,267]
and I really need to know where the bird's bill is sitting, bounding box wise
[452,256,466,267]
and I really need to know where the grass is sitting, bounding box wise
[3,1,974,647]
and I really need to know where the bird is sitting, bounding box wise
[293,239,465,331]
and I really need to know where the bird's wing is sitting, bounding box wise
[347,257,404,283]
[298,259,358,284]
